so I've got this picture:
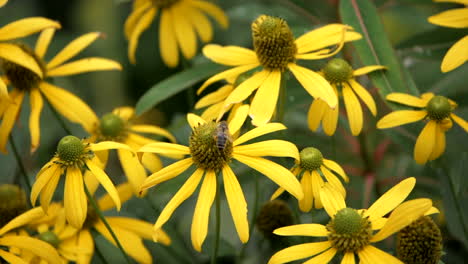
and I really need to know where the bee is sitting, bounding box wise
[213,121,232,151]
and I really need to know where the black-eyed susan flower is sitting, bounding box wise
[428,0,468,72]
[139,111,303,251]
[30,135,132,228]
[271,147,349,212]
[0,184,61,263]
[268,177,435,264]
[199,15,362,126]
[377,92,468,164]
[79,106,177,195]
[0,28,121,153]
[125,0,228,67]
[309,58,385,136]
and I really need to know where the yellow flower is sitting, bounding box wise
[138,110,303,251]
[199,15,362,126]
[195,76,238,121]
[0,28,121,153]
[125,0,228,67]
[309,59,385,136]
[271,147,349,212]
[0,0,7,7]
[30,135,132,228]
[377,92,468,164]
[268,177,436,264]
[79,106,177,196]
[428,0,468,72]
[0,207,62,264]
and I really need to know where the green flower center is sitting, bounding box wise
[189,121,233,171]
[327,208,372,252]
[56,135,94,168]
[38,231,61,248]
[299,147,323,171]
[252,15,297,71]
[150,0,179,8]
[0,184,28,227]
[322,58,353,84]
[426,96,452,121]
[98,113,128,141]
[397,216,442,264]
[0,43,46,91]
[256,200,294,239]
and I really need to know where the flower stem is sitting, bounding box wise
[9,135,32,193]
[237,173,259,263]
[83,184,132,264]
[211,174,221,264]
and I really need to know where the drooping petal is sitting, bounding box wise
[128,8,157,64]
[141,153,163,173]
[321,166,346,197]
[322,100,339,136]
[233,154,303,200]
[267,241,331,264]
[0,43,43,77]
[117,149,147,196]
[0,89,24,153]
[75,230,94,264]
[190,0,229,28]
[39,167,61,213]
[171,3,197,60]
[299,171,313,212]
[414,121,437,164]
[222,165,249,243]
[29,88,43,152]
[250,70,281,126]
[320,183,346,218]
[47,32,102,69]
[295,24,361,54]
[0,17,60,41]
[107,217,171,246]
[202,44,258,66]
[0,207,45,235]
[428,124,446,161]
[358,245,402,264]
[90,141,133,152]
[35,28,55,59]
[30,164,59,207]
[223,69,270,107]
[311,170,325,208]
[342,83,363,136]
[385,93,427,108]
[273,224,328,237]
[0,249,28,264]
[187,113,206,129]
[98,183,133,211]
[64,168,87,228]
[227,104,249,135]
[371,198,432,242]
[124,1,152,39]
[234,140,299,160]
[341,252,356,264]
[428,8,468,28]
[140,158,193,191]
[0,236,62,264]
[195,84,233,109]
[130,125,176,143]
[451,113,468,132]
[441,35,468,72]
[376,110,426,129]
[233,123,286,146]
[353,65,387,76]
[308,99,326,131]
[47,57,122,77]
[323,159,348,182]
[153,169,204,241]
[197,64,259,94]
[159,9,179,67]
[303,247,338,264]
[349,79,377,116]
[138,142,190,156]
[364,177,415,222]
[186,7,213,42]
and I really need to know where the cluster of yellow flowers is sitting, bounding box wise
[0,0,466,263]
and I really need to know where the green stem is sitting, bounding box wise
[237,173,259,263]
[211,175,221,264]
[9,135,32,193]
[83,184,132,264]
[46,100,73,135]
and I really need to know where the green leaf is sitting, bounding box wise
[135,61,228,115]
[340,0,420,105]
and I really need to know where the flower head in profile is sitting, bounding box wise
[268,178,436,264]
[377,92,468,164]
[271,147,349,213]
[309,58,385,136]
[125,0,228,67]
[79,106,177,195]
[428,0,468,72]
[30,135,132,228]
[0,28,121,153]
[138,109,303,251]
[199,15,362,126]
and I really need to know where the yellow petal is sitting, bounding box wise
[74,230,94,264]
[341,252,356,264]
[376,110,426,129]
[0,207,45,235]
[140,158,193,191]
[428,124,446,161]
[227,104,249,135]
[113,106,134,121]
[98,183,133,211]
[86,160,121,211]
[29,88,43,152]
[434,0,468,4]
[153,169,204,240]
[303,247,338,264]
[364,177,415,222]
[270,187,285,200]
[0,249,28,264]
[197,64,258,94]
[171,4,197,60]
[30,165,58,207]
[91,141,133,152]
[39,82,98,133]
[233,122,286,146]
[289,63,337,108]
[349,79,377,116]
[428,8,468,28]
[323,100,339,136]
[441,35,468,72]
[0,0,7,7]
[371,198,432,242]
[0,17,60,41]
[234,140,299,160]
[47,32,102,69]
[202,44,258,66]
[385,93,427,108]
[343,84,363,136]
[190,0,228,28]
[47,57,122,77]
[0,43,43,77]
[128,8,156,64]
[249,70,281,126]
[425,206,440,216]
[414,121,437,164]
[106,217,158,242]
[195,84,233,109]
[186,8,213,43]
[159,9,179,67]
[39,167,61,213]
[299,171,313,212]
[141,153,163,173]
[64,168,87,228]
[309,170,324,209]
[295,24,361,54]
[124,1,152,39]
[0,236,61,264]
[223,69,269,107]
[321,166,346,198]
[138,142,189,156]
[320,183,346,218]
[451,113,468,132]
[307,99,327,132]
[0,89,24,153]
[117,149,147,196]
[323,159,349,182]
[274,224,328,237]
[222,165,249,243]
[358,245,402,264]
[267,241,331,264]
[353,65,386,76]
[130,125,176,143]
[35,28,55,59]
[187,113,206,129]
[233,154,303,200]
